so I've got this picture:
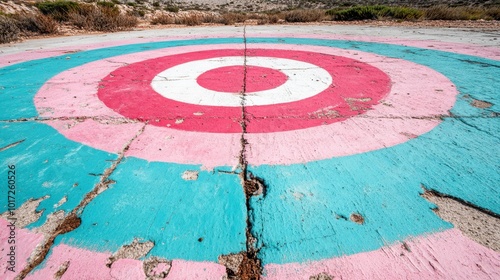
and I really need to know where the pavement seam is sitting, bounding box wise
[15,123,147,280]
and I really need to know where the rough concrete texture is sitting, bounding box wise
[0,196,47,228]
[423,189,500,251]
[107,239,155,267]
[0,25,499,279]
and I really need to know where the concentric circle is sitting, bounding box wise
[2,33,498,279]
[34,44,456,166]
[97,48,390,133]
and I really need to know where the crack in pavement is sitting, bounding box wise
[0,139,25,152]
[15,123,147,280]
[228,25,263,280]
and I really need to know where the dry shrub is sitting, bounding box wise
[220,12,247,25]
[424,5,485,20]
[68,4,137,31]
[257,14,280,25]
[174,14,202,25]
[0,15,20,43]
[173,13,219,26]
[268,14,280,24]
[284,10,324,22]
[13,13,58,34]
[486,7,500,20]
[35,0,80,21]
[151,14,174,25]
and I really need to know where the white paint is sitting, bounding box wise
[150,56,332,107]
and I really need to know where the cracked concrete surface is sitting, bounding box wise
[0,25,499,279]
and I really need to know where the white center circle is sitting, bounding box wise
[150,56,333,107]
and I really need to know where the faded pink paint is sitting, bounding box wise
[1,33,498,69]
[46,119,145,154]
[2,219,498,279]
[34,44,456,167]
[197,65,288,93]
[166,259,227,280]
[34,44,244,118]
[0,218,44,280]
[0,34,241,67]
[263,229,500,280]
[244,44,457,165]
[24,243,144,280]
[125,124,241,169]
[246,33,500,61]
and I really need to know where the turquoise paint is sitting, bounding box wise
[0,37,498,265]
[244,37,500,264]
[0,122,116,228]
[0,38,243,119]
[57,157,247,262]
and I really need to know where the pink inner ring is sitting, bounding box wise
[197,65,288,93]
[97,49,391,133]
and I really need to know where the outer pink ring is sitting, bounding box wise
[2,218,497,280]
[34,44,457,169]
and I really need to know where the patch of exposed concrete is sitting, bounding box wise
[182,170,199,181]
[143,257,172,279]
[54,260,70,280]
[310,272,334,280]
[219,253,244,277]
[34,210,66,235]
[422,189,499,251]
[107,239,155,267]
[54,196,67,208]
[0,196,48,228]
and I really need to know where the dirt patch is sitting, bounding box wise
[243,176,265,198]
[422,187,499,251]
[17,213,81,280]
[53,260,70,280]
[219,252,261,280]
[350,212,365,224]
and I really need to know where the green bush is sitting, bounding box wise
[383,6,423,20]
[35,1,80,21]
[165,5,179,13]
[328,5,423,21]
[485,7,500,20]
[284,10,324,22]
[96,1,116,9]
[425,5,469,20]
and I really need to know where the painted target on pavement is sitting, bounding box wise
[0,34,499,279]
